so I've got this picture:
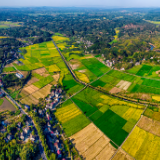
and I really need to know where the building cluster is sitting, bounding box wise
[45,88,63,110]
[106,60,115,67]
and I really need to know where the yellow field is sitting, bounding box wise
[122,126,160,160]
[100,95,144,109]
[32,84,52,99]
[48,64,60,72]
[52,36,69,42]
[70,123,116,160]
[55,103,82,124]
[75,71,90,83]
[0,36,8,38]
[152,95,160,101]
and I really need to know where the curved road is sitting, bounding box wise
[52,39,152,107]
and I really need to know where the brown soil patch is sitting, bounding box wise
[109,87,122,94]
[156,70,160,74]
[70,63,80,70]
[23,85,39,94]
[20,89,29,99]
[0,97,16,112]
[112,149,134,160]
[53,73,60,82]
[33,67,46,74]
[137,115,160,137]
[25,77,39,86]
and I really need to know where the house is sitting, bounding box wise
[54,142,59,151]
[46,98,51,103]
[120,68,125,71]
[7,134,12,141]
[17,122,22,128]
[20,132,25,140]
[51,91,55,96]
[24,127,30,134]
[29,134,35,142]
[25,105,30,110]
[47,122,51,128]
[150,57,154,59]
[26,121,32,126]
[38,109,44,116]
[135,62,140,66]
[15,73,23,79]
[46,103,51,109]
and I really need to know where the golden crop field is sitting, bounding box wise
[48,64,61,72]
[52,35,69,42]
[55,103,82,124]
[122,126,160,160]
[152,95,160,102]
[75,71,90,83]
[70,123,116,160]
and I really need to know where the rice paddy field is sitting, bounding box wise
[71,87,145,146]
[0,21,22,28]
[7,39,84,105]
[122,126,160,160]
[54,99,90,136]
[52,35,110,83]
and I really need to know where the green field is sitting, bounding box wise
[55,99,90,137]
[71,87,144,146]
[136,65,152,76]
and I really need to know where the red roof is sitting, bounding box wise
[51,131,54,134]
[57,150,61,155]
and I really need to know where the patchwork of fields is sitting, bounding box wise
[55,99,90,137]
[71,87,145,146]
[52,35,110,83]
[4,38,84,105]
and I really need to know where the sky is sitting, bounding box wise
[0,0,160,8]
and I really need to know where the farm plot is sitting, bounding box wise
[116,80,131,90]
[72,87,144,146]
[112,149,134,160]
[23,84,39,94]
[136,65,152,76]
[137,116,160,137]
[70,123,117,160]
[20,95,39,105]
[141,78,160,89]
[147,66,160,78]
[81,58,110,77]
[0,97,16,112]
[122,126,160,160]
[55,100,90,136]
[127,65,142,74]
[32,84,52,99]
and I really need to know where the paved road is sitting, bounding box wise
[2,89,47,160]
[52,39,157,107]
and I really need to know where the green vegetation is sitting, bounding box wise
[0,99,4,105]
[136,65,152,76]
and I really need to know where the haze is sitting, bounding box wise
[0,0,160,8]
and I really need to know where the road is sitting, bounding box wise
[52,39,158,107]
[2,89,47,160]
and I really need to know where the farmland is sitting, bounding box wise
[7,38,84,104]
[52,35,110,83]
[71,87,145,146]
[122,126,160,160]
[0,21,22,29]
[0,97,16,112]
[70,123,117,160]
[55,100,90,137]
